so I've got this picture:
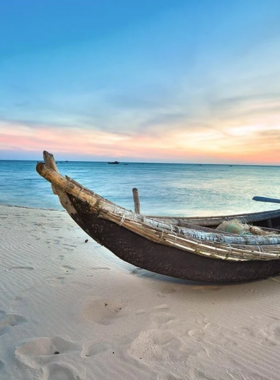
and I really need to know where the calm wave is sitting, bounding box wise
[1,160,280,216]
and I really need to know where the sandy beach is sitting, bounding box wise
[1,204,280,380]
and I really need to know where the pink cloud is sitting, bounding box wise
[1,121,280,164]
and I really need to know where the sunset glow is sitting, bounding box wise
[1,0,280,164]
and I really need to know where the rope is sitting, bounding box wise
[158,228,165,242]
[119,211,127,227]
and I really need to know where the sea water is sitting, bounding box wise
[1,160,280,217]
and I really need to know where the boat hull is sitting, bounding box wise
[67,194,280,283]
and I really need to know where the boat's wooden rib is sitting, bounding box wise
[36,151,280,283]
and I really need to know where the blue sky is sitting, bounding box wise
[1,0,280,163]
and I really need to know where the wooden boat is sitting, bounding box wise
[36,151,280,283]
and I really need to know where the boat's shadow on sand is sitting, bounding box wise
[129,266,280,287]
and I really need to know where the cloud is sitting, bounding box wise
[1,0,280,163]
[1,114,279,164]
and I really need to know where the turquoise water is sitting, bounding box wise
[1,160,280,217]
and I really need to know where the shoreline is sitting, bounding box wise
[1,205,280,379]
[0,203,62,211]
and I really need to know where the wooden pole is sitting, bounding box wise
[132,188,141,214]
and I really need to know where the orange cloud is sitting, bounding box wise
[1,118,280,164]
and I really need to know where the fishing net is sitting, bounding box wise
[216,219,273,236]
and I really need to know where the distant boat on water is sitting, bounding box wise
[108,160,119,165]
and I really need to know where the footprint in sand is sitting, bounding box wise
[128,329,175,361]
[187,328,205,339]
[43,362,83,380]
[79,298,125,325]
[150,306,177,329]
[157,287,177,298]
[0,310,27,336]
[128,306,180,364]
[81,336,131,358]
[15,336,80,368]
[258,322,280,346]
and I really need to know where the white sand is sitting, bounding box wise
[1,205,280,380]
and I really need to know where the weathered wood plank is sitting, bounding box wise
[132,188,141,214]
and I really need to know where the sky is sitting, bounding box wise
[1,0,280,164]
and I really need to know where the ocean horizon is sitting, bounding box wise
[1,159,280,217]
[2,158,280,166]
